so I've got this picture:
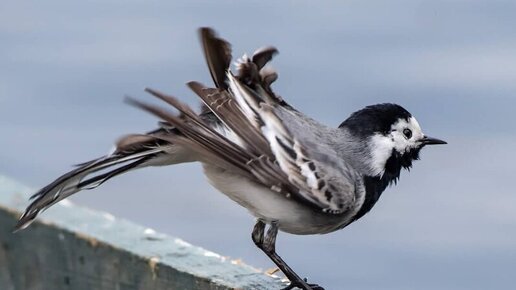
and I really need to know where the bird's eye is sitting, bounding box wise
[403,128,412,139]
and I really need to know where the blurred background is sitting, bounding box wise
[1,1,515,289]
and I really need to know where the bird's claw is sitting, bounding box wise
[281,278,325,290]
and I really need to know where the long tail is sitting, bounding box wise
[14,134,177,231]
[15,27,275,231]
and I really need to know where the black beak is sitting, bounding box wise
[421,136,447,145]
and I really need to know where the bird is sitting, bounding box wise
[14,27,446,290]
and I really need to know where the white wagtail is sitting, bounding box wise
[15,28,446,290]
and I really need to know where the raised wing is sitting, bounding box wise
[128,28,359,214]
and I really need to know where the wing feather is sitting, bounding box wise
[226,72,357,213]
[128,28,358,215]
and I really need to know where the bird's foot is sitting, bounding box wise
[281,278,325,290]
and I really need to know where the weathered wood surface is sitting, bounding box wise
[0,175,285,290]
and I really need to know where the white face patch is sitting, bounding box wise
[390,117,424,153]
[368,117,425,177]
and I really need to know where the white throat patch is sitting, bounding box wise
[368,134,393,177]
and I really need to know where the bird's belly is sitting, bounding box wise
[203,165,354,235]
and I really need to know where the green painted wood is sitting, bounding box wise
[0,175,285,290]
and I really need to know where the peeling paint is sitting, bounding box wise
[265,267,280,276]
[148,256,160,280]
[74,232,99,247]
[174,238,192,248]
[102,212,116,222]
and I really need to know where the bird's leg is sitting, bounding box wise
[252,220,324,290]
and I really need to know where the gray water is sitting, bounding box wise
[2,1,516,289]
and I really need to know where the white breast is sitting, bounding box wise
[202,164,360,235]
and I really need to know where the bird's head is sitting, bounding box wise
[339,103,446,180]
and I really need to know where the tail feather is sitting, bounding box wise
[15,27,285,232]
[76,154,155,190]
[14,148,162,232]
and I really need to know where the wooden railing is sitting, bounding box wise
[0,175,285,290]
